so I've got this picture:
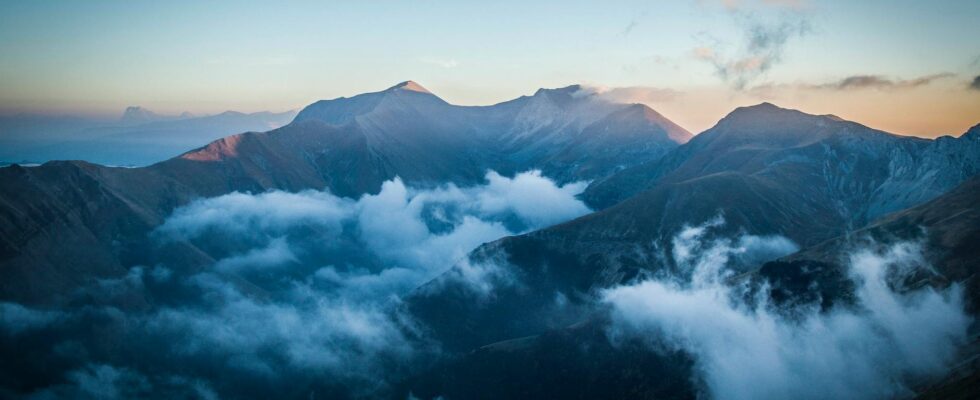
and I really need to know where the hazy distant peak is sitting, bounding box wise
[121,105,155,118]
[387,80,432,94]
[120,106,162,124]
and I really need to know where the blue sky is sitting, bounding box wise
[1,0,978,136]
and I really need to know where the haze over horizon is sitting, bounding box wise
[1,0,979,138]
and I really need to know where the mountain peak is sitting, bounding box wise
[704,101,906,147]
[624,104,694,143]
[293,81,447,125]
[739,102,783,112]
[533,84,584,97]
[725,103,856,127]
[387,80,432,94]
[721,102,813,122]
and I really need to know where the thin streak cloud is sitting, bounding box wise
[814,73,956,90]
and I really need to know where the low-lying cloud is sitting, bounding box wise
[603,219,971,400]
[573,85,681,105]
[0,170,591,398]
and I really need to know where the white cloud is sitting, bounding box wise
[603,219,970,400]
[475,170,590,228]
[213,237,297,272]
[157,190,353,240]
[573,85,681,105]
[99,170,592,393]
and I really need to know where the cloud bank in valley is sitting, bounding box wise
[0,170,591,399]
[603,219,971,400]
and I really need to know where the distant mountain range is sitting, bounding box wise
[0,81,977,399]
[0,107,297,166]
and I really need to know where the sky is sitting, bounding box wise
[0,0,978,137]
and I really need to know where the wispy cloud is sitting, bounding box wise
[813,73,955,90]
[693,13,812,89]
[750,73,957,93]
[621,18,639,36]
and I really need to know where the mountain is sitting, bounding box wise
[288,81,692,188]
[0,81,690,305]
[585,103,979,224]
[400,105,980,354]
[498,88,691,182]
[156,81,690,197]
